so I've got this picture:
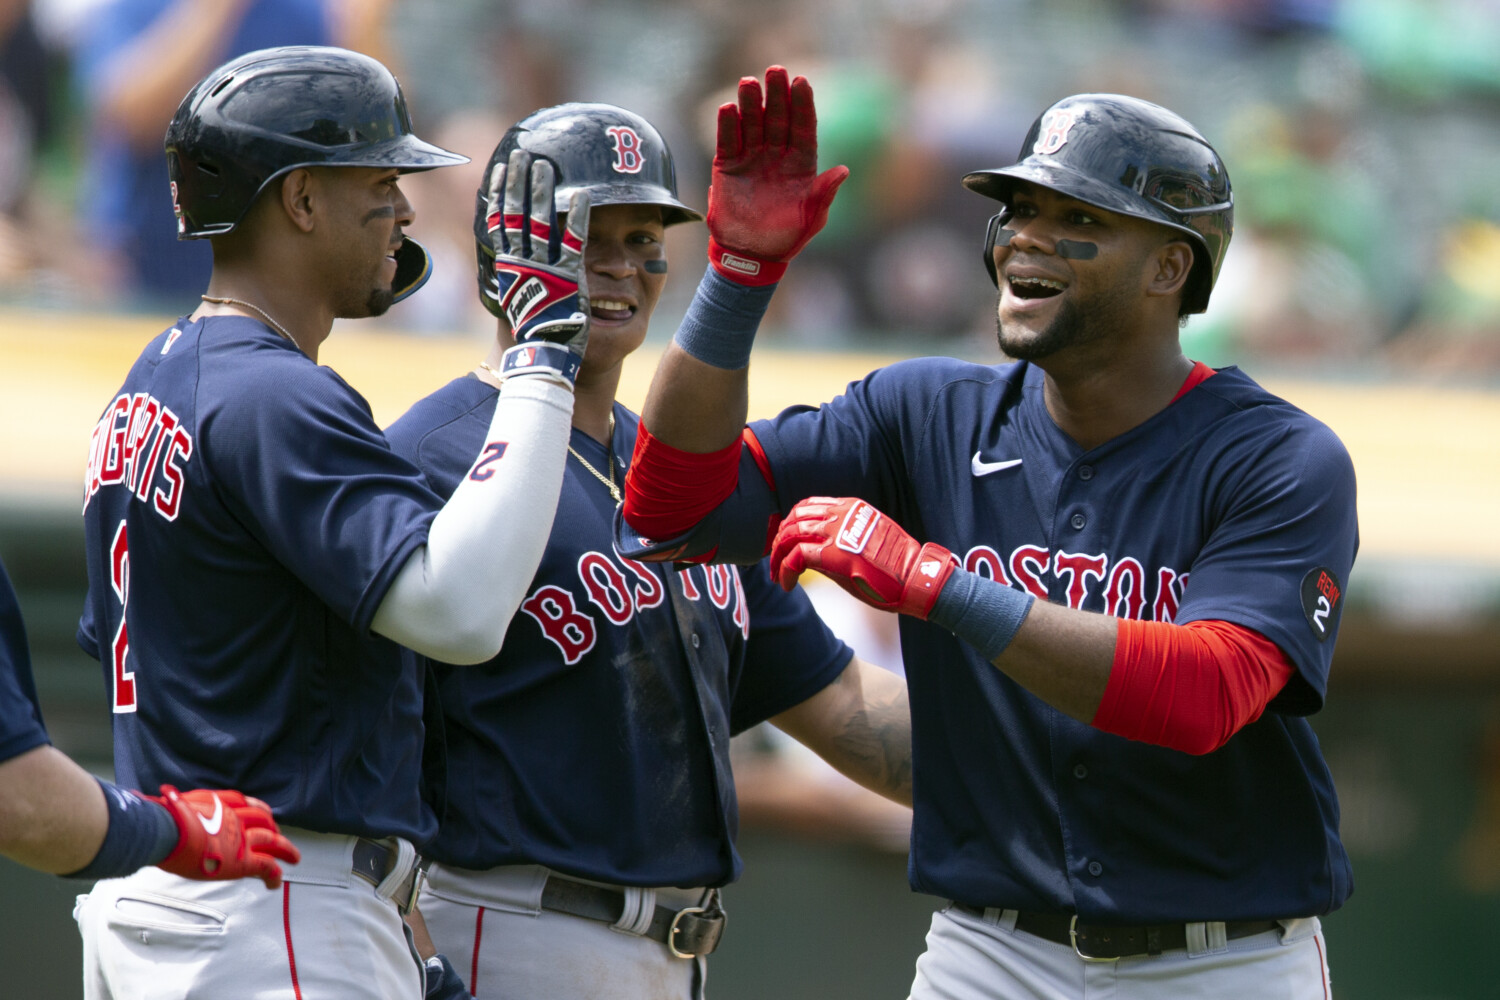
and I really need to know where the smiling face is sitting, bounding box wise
[993,181,1188,363]
[312,166,415,319]
[575,203,668,375]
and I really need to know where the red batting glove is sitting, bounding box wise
[149,786,301,890]
[769,497,958,619]
[707,65,850,286]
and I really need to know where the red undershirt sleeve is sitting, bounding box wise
[621,418,745,542]
[1092,618,1297,755]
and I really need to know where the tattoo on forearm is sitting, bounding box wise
[832,691,913,803]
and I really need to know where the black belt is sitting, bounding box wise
[953,904,1280,961]
[540,875,726,958]
[351,838,424,915]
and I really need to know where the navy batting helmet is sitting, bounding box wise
[166,46,467,238]
[963,94,1233,314]
[474,103,703,318]
[165,46,467,301]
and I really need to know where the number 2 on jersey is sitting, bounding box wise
[109,520,137,713]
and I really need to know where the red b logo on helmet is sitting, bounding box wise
[606,126,643,174]
[1034,109,1078,156]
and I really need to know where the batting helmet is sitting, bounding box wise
[962,94,1233,314]
[165,46,467,301]
[474,103,703,318]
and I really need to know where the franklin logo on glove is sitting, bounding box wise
[505,278,547,327]
[836,501,879,553]
[718,253,763,278]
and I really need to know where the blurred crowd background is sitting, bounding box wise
[2,3,1499,997]
[2,0,1500,381]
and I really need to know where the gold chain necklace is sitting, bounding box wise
[201,295,294,342]
[568,414,621,504]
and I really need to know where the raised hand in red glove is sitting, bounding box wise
[769,497,958,620]
[148,786,301,890]
[707,65,849,286]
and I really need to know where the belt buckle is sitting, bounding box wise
[668,905,706,959]
[398,860,428,916]
[667,888,725,959]
[1069,915,1119,964]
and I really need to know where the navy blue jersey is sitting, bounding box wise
[386,375,851,886]
[0,558,50,764]
[77,317,441,842]
[735,359,1356,922]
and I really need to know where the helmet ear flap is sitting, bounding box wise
[982,211,1010,287]
[474,238,504,319]
[391,236,432,304]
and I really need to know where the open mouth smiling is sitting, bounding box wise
[591,298,636,321]
[1007,275,1066,300]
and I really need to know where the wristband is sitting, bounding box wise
[63,778,180,880]
[671,265,776,370]
[927,568,1035,662]
[499,341,581,386]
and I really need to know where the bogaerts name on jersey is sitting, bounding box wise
[83,392,195,521]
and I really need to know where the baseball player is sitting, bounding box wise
[1,555,296,886]
[383,102,913,1000]
[619,74,1357,999]
[72,46,588,999]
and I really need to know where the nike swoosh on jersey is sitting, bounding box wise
[199,794,224,836]
[971,452,1024,476]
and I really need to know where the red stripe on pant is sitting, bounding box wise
[1315,934,1329,1000]
[470,906,485,997]
[283,883,304,1000]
